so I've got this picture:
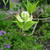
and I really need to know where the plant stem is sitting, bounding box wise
[28,19,39,36]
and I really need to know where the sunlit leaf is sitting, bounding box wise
[23,21,38,31]
[13,21,23,29]
[15,14,23,22]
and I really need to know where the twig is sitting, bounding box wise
[0,10,50,21]
[28,23,38,36]
[27,20,39,36]
[32,17,50,21]
[25,17,50,36]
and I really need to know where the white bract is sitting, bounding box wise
[21,11,30,22]
[15,11,33,22]
[14,11,38,31]
[15,14,23,22]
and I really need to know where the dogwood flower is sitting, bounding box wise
[21,11,30,21]
[15,11,33,22]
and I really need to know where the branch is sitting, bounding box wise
[32,18,50,21]
[27,20,39,36]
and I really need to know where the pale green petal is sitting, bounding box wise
[21,11,30,21]
[15,14,23,22]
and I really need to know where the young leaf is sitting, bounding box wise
[24,1,39,14]
[3,0,8,6]
[23,21,38,31]
[13,21,24,29]
[15,14,23,22]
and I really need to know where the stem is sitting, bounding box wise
[32,17,50,21]
[28,19,39,36]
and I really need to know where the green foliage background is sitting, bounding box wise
[0,0,50,50]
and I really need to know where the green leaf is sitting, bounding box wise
[15,14,23,22]
[3,0,8,6]
[23,21,38,31]
[13,21,24,29]
[25,1,39,14]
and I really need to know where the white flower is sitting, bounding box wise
[15,11,33,22]
[21,11,29,21]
